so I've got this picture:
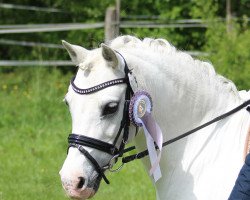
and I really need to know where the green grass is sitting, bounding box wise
[0,67,155,200]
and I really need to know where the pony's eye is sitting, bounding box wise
[102,102,119,116]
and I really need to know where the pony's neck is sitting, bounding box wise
[110,36,247,200]
[121,47,241,141]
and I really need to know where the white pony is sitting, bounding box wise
[59,35,250,200]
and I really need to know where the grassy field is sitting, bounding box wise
[0,67,155,200]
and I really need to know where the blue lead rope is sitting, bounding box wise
[228,153,250,200]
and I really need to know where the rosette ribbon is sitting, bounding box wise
[129,91,163,182]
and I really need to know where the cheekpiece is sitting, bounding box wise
[129,90,153,127]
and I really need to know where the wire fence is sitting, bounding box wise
[0,50,210,67]
[0,60,72,66]
[0,3,66,13]
[2,16,249,34]
[0,39,63,48]
[0,23,104,34]
[1,3,241,67]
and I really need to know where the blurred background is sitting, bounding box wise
[0,0,249,200]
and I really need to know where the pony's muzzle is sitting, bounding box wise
[59,171,96,199]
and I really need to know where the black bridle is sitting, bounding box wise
[68,53,133,184]
[67,52,250,185]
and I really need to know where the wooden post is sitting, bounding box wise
[226,0,232,33]
[116,0,120,35]
[104,0,120,43]
[105,7,116,43]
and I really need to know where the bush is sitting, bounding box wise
[204,20,250,90]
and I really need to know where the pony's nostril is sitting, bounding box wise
[77,177,85,189]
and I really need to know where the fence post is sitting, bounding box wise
[116,0,120,32]
[226,0,232,33]
[104,0,120,43]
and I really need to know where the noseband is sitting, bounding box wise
[68,53,133,184]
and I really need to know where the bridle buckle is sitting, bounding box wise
[103,154,124,173]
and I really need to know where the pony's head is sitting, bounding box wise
[59,41,135,199]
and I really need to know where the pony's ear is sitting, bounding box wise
[101,43,122,69]
[62,40,88,65]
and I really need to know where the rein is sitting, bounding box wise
[67,51,250,185]
[122,101,250,164]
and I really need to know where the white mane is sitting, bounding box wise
[109,35,239,99]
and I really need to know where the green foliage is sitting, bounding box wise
[204,21,250,90]
[121,0,210,50]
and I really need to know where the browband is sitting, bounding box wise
[70,77,128,95]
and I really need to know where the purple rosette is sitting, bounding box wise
[129,90,163,182]
[129,91,152,127]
